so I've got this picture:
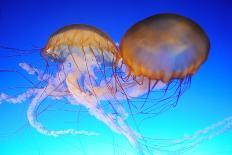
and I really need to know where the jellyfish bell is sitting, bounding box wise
[43,24,118,61]
[117,13,210,112]
[120,13,210,83]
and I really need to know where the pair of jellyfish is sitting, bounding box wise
[1,13,231,154]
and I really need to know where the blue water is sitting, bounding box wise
[0,0,231,154]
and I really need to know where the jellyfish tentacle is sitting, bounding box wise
[27,87,54,136]
[0,88,38,104]
[170,116,232,153]
[19,63,49,82]
[139,116,232,154]
[26,76,99,137]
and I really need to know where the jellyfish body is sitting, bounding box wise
[120,13,210,83]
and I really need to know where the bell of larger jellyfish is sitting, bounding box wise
[120,13,210,83]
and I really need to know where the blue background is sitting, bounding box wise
[0,0,231,154]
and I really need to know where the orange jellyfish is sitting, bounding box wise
[119,13,210,111]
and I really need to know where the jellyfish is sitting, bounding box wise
[119,13,210,109]
[120,13,210,81]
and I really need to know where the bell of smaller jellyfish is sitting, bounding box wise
[44,24,118,61]
[120,13,210,84]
